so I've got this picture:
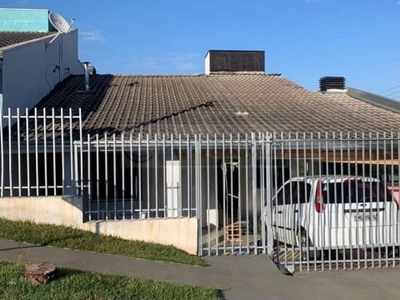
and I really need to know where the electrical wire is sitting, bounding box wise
[379,84,400,95]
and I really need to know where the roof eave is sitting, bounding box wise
[347,87,400,114]
[0,32,57,56]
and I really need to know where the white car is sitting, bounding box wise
[264,176,399,260]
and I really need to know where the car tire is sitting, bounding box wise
[297,230,320,261]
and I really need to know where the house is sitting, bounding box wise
[0,8,83,112]
[1,15,399,255]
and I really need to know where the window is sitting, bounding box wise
[276,183,292,205]
[298,182,312,204]
[323,180,392,203]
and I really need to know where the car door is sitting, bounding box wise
[272,181,299,245]
[272,182,292,244]
[283,181,300,246]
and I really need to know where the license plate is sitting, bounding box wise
[353,213,377,222]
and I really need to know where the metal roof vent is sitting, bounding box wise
[319,76,345,92]
[76,61,96,94]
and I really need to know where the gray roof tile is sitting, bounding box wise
[31,74,400,139]
[0,31,54,49]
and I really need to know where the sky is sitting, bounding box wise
[3,0,400,97]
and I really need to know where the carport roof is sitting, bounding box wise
[31,73,400,139]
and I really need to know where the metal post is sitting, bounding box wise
[265,134,274,256]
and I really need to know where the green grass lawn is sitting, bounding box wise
[0,262,220,300]
[0,218,205,266]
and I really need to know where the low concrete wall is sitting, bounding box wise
[81,218,198,255]
[0,196,198,255]
[0,196,83,227]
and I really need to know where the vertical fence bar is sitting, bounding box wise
[8,108,12,196]
[121,133,125,220]
[309,132,317,271]
[43,108,48,196]
[332,133,338,271]
[238,134,243,253]
[287,132,294,269]
[199,135,203,255]
[69,108,74,195]
[16,108,21,196]
[74,143,79,197]
[389,132,396,267]
[280,132,287,268]
[155,135,159,218]
[147,134,150,217]
[178,135,182,217]
[206,134,211,255]
[229,134,234,254]
[187,135,190,217]
[245,134,250,254]
[129,133,134,219]
[222,134,226,254]
[96,134,100,220]
[35,108,39,196]
[339,132,346,271]
[138,134,142,217]
[271,133,278,260]
[60,108,64,196]
[368,132,374,268]
[87,134,91,221]
[79,109,83,199]
[258,133,264,255]
[295,132,303,271]
[162,134,166,217]
[383,132,389,269]
[214,134,219,255]
[170,134,174,218]
[251,133,258,255]
[52,108,56,195]
[317,132,324,271]
[265,134,273,256]
[113,134,117,219]
[354,132,360,270]
[105,134,109,220]
[361,132,368,269]
[325,132,331,271]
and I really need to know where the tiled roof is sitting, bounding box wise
[33,74,400,138]
[0,31,54,49]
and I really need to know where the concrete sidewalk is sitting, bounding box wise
[0,239,399,300]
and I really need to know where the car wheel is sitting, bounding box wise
[297,230,319,261]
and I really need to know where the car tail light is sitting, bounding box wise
[315,181,325,213]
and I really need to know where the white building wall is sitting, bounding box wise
[1,29,83,112]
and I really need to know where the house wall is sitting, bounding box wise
[1,30,83,112]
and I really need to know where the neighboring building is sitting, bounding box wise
[0,8,83,112]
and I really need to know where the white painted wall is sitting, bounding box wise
[1,30,83,112]
[0,195,198,255]
[205,51,211,75]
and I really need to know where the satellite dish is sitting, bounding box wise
[49,12,70,33]
[47,12,75,45]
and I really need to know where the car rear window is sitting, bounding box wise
[322,180,393,204]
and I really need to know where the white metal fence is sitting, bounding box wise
[0,108,81,197]
[1,109,400,272]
